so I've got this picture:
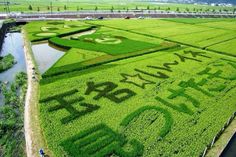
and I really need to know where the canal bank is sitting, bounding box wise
[22,28,53,157]
[0,20,16,52]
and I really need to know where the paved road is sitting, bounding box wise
[0,11,236,20]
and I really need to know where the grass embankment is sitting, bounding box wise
[0,72,27,157]
[0,54,15,73]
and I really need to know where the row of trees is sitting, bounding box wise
[28,4,82,11]
[27,4,236,13]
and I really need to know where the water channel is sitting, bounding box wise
[0,32,26,105]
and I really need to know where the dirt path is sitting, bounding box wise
[23,29,52,157]
[23,29,37,157]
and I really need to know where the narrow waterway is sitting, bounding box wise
[220,132,236,157]
[0,32,26,105]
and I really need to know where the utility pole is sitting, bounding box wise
[4,0,10,14]
[7,1,10,13]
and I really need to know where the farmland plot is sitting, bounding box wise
[39,47,236,157]
[207,38,236,56]
[24,21,93,41]
[23,19,236,157]
[90,19,212,38]
[197,20,236,31]
[167,29,236,48]
[90,19,236,56]
[44,26,174,78]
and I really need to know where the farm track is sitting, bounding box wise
[23,30,37,157]
[23,29,53,157]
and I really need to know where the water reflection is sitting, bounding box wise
[32,43,65,74]
[0,33,26,82]
[0,33,26,105]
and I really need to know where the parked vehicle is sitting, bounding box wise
[84,16,93,20]
[97,16,104,20]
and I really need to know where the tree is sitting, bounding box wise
[158,6,161,10]
[233,8,236,14]
[37,7,40,12]
[28,5,33,10]
[95,6,98,11]
[47,6,50,10]
[135,6,138,10]
[111,6,114,12]
[147,6,150,10]
[176,7,180,12]
[64,5,67,11]
[57,7,60,12]
[77,6,79,11]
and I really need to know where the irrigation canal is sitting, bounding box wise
[220,132,236,157]
[0,32,26,105]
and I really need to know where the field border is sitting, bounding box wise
[23,28,53,157]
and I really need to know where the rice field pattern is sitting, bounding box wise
[24,18,236,157]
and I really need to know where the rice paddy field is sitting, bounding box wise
[24,18,236,157]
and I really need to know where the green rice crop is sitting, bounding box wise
[39,46,236,157]
[23,18,236,157]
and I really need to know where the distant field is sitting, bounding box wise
[23,18,236,157]
[90,19,236,56]
[1,0,236,13]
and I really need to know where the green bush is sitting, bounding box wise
[0,54,15,73]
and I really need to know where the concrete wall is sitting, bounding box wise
[0,21,16,54]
